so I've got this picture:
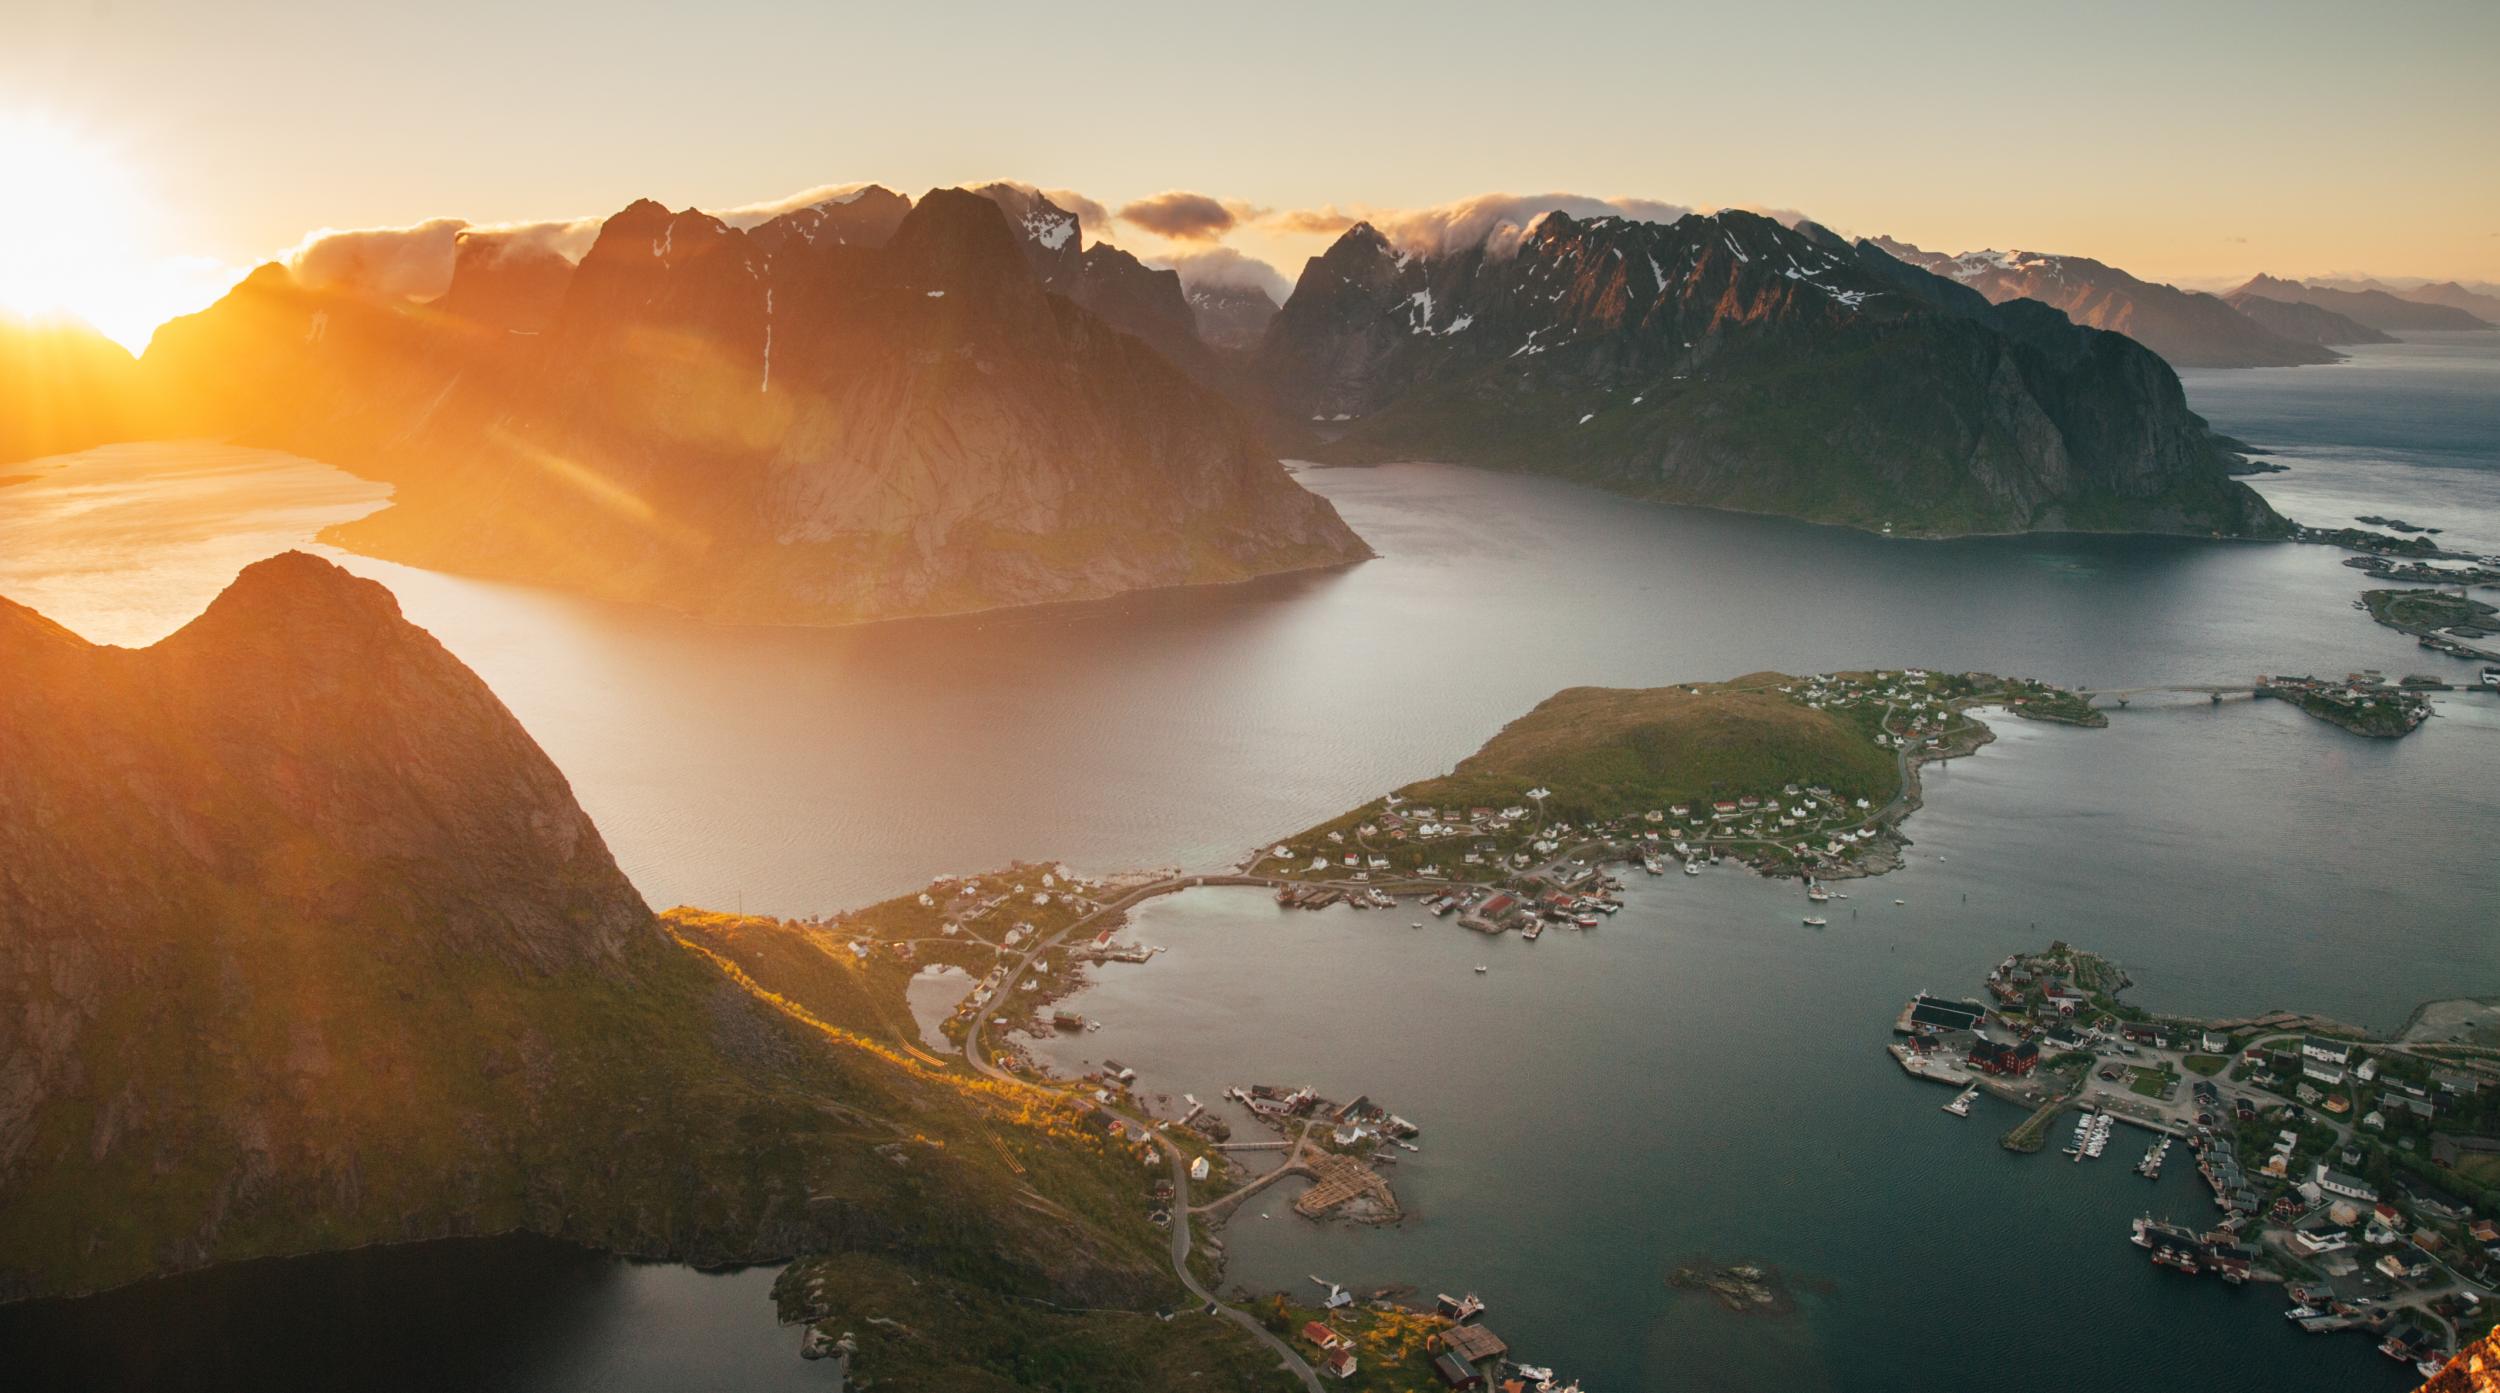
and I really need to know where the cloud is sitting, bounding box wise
[1153,245,1291,302]
[1118,190,1263,242]
[706,181,892,229]
[283,218,471,299]
[282,215,600,300]
[1268,206,1359,237]
[1040,187,1111,233]
[1369,193,1703,258]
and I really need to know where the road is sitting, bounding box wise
[957,876,1324,1393]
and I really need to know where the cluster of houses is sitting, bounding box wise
[2258,672,2433,736]
[1902,945,2499,1366]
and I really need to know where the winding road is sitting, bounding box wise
[956,877,1324,1393]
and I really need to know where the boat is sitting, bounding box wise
[1683,861,1701,876]
[1641,853,1665,875]
[1802,915,1828,927]
[1807,883,1831,903]
[1944,1086,1978,1117]
[1574,913,1600,928]
[1893,898,1905,906]
[1522,922,1544,941]
[1473,964,1488,974]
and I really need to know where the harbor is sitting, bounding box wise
[1886,945,2498,1379]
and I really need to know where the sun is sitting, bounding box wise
[0,113,237,354]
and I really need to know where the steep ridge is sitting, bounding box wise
[124,188,1366,624]
[1873,240,2337,368]
[2231,274,2493,332]
[0,555,1236,1329]
[1257,209,2284,537]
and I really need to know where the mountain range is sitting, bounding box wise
[1871,241,2339,369]
[1254,211,2284,537]
[2229,274,2494,332]
[128,186,1367,625]
[39,181,2500,565]
[0,556,1262,1383]
[2219,291,2394,348]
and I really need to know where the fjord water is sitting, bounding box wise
[0,335,2493,1389]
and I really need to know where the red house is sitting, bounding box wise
[1967,1039,2040,1076]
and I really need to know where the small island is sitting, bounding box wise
[1888,944,2499,1378]
[2363,588,2500,662]
[2259,673,2434,738]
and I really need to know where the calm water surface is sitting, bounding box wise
[0,335,2491,1390]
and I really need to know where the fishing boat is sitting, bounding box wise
[1641,852,1665,875]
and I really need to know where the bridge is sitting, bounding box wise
[2073,684,2260,708]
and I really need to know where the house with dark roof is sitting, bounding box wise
[1967,1038,2041,1076]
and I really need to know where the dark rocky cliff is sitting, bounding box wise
[1256,209,2284,538]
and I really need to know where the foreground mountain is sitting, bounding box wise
[2221,290,2395,348]
[0,555,1257,1356]
[1873,240,2336,368]
[126,188,1364,624]
[1258,210,2283,537]
[2231,274,2493,332]
[0,314,140,464]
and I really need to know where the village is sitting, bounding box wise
[1888,944,2500,1381]
[773,863,1593,1390]
[1249,671,2101,937]
[2257,671,2439,738]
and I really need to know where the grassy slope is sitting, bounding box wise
[1303,674,1899,835]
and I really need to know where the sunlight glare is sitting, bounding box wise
[0,113,240,353]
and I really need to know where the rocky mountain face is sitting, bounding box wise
[1257,210,2284,537]
[2221,290,2395,348]
[2231,274,2493,332]
[126,187,1366,624]
[1187,282,1281,350]
[430,230,576,332]
[0,555,1203,1310]
[0,314,140,463]
[1873,240,2337,368]
[971,184,1224,384]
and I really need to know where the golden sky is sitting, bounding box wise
[4,0,2495,348]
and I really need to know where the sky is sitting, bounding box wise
[3,0,2496,348]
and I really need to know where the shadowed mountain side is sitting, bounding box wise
[0,557,1273,1373]
[122,189,1366,626]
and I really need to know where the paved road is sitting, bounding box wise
[1158,1134,1324,1393]
[957,878,1323,1393]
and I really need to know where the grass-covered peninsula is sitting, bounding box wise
[1259,670,2098,890]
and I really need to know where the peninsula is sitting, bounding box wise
[1253,671,2098,915]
